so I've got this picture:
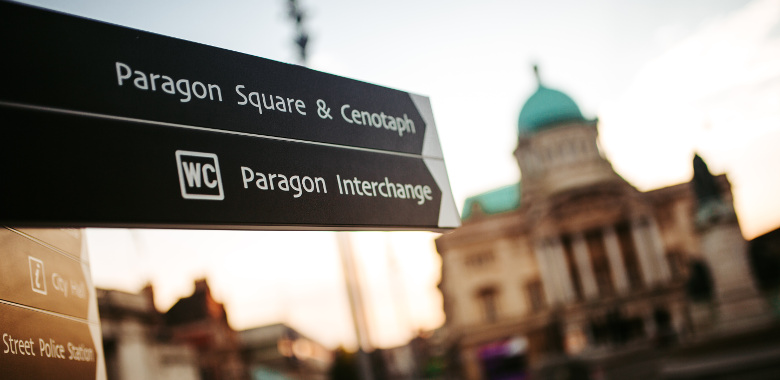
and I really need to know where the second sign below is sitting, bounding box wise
[0,105,459,231]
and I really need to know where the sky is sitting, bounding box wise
[15,0,780,349]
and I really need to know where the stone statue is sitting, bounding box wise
[692,153,721,207]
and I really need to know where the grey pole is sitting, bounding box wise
[337,232,375,380]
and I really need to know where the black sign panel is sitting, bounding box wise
[0,2,459,231]
[0,106,456,230]
[0,1,430,156]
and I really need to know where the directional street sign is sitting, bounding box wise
[0,228,105,380]
[0,302,100,380]
[0,230,90,319]
[0,1,460,231]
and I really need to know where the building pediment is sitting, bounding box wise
[527,182,643,235]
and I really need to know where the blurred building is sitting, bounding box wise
[435,69,773,380]
[165,279,248,380]
[240,323,332,380]
[99,280,339,380]
[99,286,200,380]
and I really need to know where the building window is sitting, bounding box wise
[525,280,546,312]
[561,235,584,300]
[477,287,500,323]
[465,250,495,268]
[616,222,644,290]
[585,230,615,296]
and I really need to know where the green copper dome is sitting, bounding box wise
[517,84,586,135]
[462,182,521,220]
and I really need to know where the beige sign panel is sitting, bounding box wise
[0,227,106,380]
[14,228,84,260]
[0,302,101,379]
[0,229,90,319]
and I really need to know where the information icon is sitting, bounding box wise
[28,256,47,295]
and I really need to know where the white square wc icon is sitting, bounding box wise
[176,150,225,200]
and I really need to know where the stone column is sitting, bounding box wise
[603,226,630,294]
[647,217,672,282]
[631,218,658,286]
[534,238,575,305]
[534,240,559,306]
[572,233,599,299]
[549,237,576,303]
